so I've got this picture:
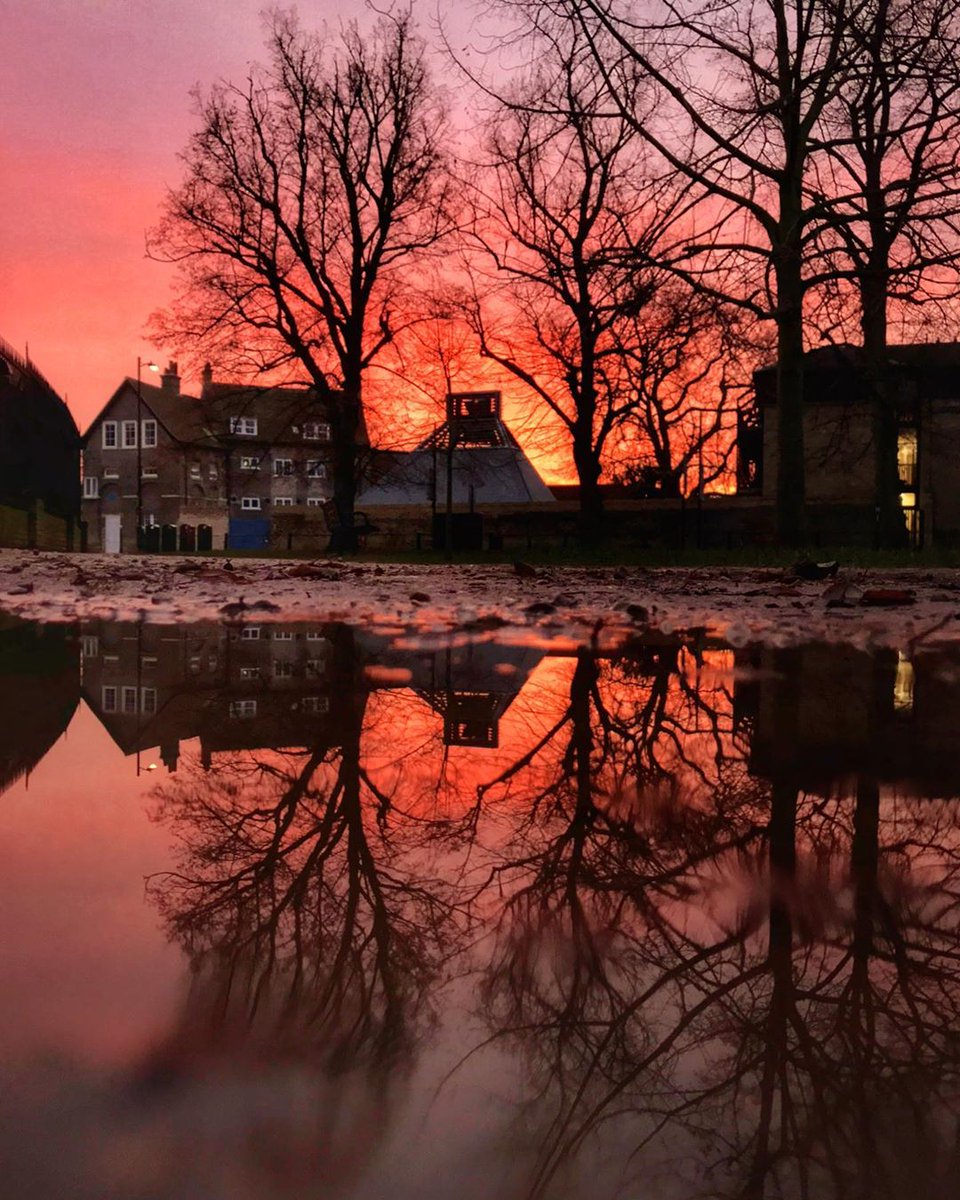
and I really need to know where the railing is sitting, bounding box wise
[0,334,62,398]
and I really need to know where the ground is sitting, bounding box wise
[1,549,958,651]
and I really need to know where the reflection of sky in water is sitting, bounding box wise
[2,618,960,1199]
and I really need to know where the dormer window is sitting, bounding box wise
[303,421,331,441]
[229,416,258,436]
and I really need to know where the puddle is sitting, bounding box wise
[2,614,960,1199]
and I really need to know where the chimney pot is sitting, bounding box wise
[161,360,180,395]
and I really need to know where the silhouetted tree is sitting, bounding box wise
[151,8,453,549]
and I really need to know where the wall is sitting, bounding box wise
[0,500,76,550]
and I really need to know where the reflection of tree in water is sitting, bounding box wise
[143,632,960,1200]
[147,631,462,1076]
[479,755,960,1200]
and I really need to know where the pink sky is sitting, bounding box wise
[0,0,417,434]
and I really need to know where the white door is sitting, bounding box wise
[103,514,121,554]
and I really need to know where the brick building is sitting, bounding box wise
[81,362,350,552]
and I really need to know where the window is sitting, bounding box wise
[229,699,258,719]
[81,636,99,658]
[103,469,119,480]
[305,631,327,641]
[307,497,325,507]
[305,459,327,479]
[140,688,157,715]
[898,428,918,488]
[190,463,202,478]
[240,626,261,640]
[208,466,219,481]
[240,456,260,471]
[141,467,158,480]
[121,686,138,714]
[272,630,294,641]
[141,419,158,448]
[189,656,201,674]
[229,416,258,436]
[273,496,294,507]
[102,421,118,449]
[303,422,331,441]
[208,654,219,671]
[305,658,326,678]
[274,458,294,476]
[239,666,260,680]
[273,660,294,677]
[83,476,99,499]
[300,695,330,714]
[241,496,262,511]
[101,686,117,713]
[122,420,138,449]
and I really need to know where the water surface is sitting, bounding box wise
[2,615,959,1199]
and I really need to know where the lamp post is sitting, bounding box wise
[136,356,159,550]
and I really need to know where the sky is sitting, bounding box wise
[1,0,466,436]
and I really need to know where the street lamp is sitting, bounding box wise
[136,356,159,549]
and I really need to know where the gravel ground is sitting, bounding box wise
[1,549,959,651]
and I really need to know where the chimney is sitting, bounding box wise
[201,361,213,396]
[161,360,180,395]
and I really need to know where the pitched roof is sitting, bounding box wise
[83,376,366,448]
[357,445,556,505]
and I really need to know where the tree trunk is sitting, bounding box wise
[573,428,603,546]
[861,262,907,549]
[774,228,808,548]
[330,371,362,553]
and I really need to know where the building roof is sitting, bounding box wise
[755,341,960,405]
[357,444,556,505]
[82,371,362,449]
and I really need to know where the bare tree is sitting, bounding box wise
[496,0,875,546]
[811,0,960,546]
[460,24,729,541]
[151,8,453,549]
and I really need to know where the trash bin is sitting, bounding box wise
[140,524,161,553]
[178,524,196,552]
[160,524,178,553]
[197,524,213,552]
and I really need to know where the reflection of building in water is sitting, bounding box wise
[735,642,960,795]
[80,621,546,766]
[355,633,545,749]
[0,618,79,796]
[80,620,349,770]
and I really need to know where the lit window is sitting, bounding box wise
[122,420,138,449]
[305,459,327,479]
[102,421,118,449]
[240,456,260,471]
[273,496,294,507]
[141,419,158,448]
[898,428,918,488]
[274,458,294,475]
[241,496,262,511]
[83,476,99,499]
[894,652,915,716]
[303,422,331,441]
[101,686,117,712]
[229,699,258,719]
[229,416,258,436]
